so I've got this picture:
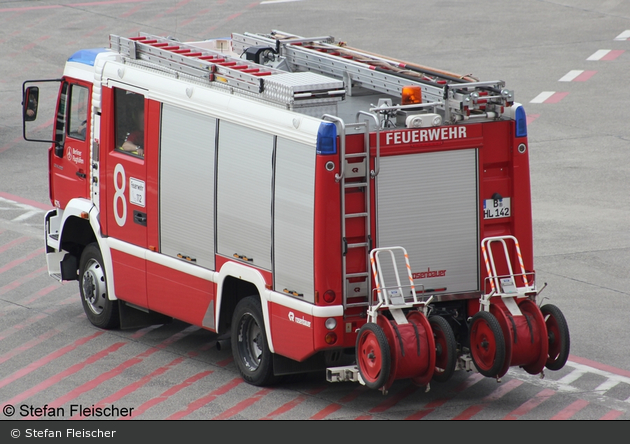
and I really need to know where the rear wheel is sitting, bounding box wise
[469,310,505,378]
[429,315,457,383]
[231,296,277,386]
[79,243,119,329]
[541,304,570,371]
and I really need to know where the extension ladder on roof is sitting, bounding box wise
[109,33,345,108]
[230,30,515,122]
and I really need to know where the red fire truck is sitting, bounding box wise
[22,30,570,392]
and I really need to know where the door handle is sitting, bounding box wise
[133,210,147,226]
[233,253,253,262]
[76,170,86,179]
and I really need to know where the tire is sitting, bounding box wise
[540,304,570,371]
[429,315,457,383]
[356,322,391,390]
[469,310,506,378]
[79,243,119,329]
[231,296,277,386]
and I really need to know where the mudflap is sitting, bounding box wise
[60,253,79,281]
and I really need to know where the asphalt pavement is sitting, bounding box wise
[0,0,629,422]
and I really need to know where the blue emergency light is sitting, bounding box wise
[514,105,527,138]
[316,121,337,155]
[67,48,109,67]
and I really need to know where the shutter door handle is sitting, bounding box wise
[133,210,147,226]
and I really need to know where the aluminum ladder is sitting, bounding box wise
[109,33,345,108]
[231,30,514,121]
[322,113,375,312]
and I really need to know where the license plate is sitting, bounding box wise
[483,197,511,219]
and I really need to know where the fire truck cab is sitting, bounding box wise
[22,30,570,392]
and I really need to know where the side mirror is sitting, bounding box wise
[22,79,61,143]
[23,86,39,122]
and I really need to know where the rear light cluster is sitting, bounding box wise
[318,291,337,344]
[323,290,335,303]
[325,317,337,344]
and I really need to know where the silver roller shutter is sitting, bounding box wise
[376,148,479,295]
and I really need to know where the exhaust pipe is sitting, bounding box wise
[216,336,231,351]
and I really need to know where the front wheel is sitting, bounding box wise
[231,296,277,386]
[79,243,119,329]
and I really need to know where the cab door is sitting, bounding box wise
[102,86,149,308]
[50,81,91,208]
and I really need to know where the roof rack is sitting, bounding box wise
[109,33,345,109]
[231,30,514,121]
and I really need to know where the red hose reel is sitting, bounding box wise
[355,242,570,393]
[356,247,440,392]
[470,298,548,378]
[356,311,435,392]
[469,236,570,379]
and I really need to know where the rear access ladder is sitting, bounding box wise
[323,112,380,313]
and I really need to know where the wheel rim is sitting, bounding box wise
[472,321,497,370]
[237,312,263,372]
[358,329,385,382]
[470,311,505,377]
[81,258,107,316]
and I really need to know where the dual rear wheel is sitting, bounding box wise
[231,296,277,386]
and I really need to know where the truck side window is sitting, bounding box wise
[114,88,145,157]
[68,84,89,141]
